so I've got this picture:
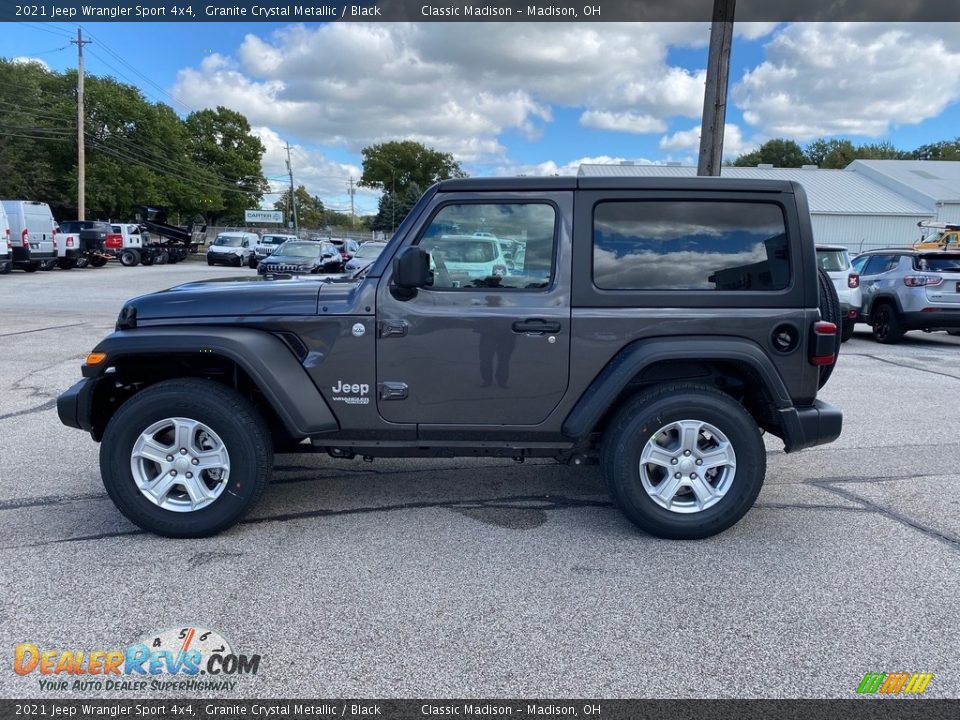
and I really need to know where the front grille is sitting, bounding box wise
[264,263,307,273]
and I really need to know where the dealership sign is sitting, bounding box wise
[244,210,283,224]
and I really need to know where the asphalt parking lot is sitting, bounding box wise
[1,260,958,699]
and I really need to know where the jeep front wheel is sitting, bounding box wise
[100,379,272,537]
[601,383,765,540]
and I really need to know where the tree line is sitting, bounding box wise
[733,137,960,169]
[0,58,268,225]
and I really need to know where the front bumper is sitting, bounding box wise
[57,377,99,434]
[778,399,843,453]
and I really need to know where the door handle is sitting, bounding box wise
[512,319,561,334]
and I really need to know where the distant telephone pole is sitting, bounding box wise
[284,142,298,232]
[697,0,736,177]
[72,28,92,219]
[348,177,356,227]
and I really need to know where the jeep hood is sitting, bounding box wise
[125,275,361,319]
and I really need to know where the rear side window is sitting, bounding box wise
[861,255,898,276]
[816,249,850,272]
[593,201,789,291]
[916,254,960,272]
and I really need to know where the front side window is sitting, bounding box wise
[593,201,790,291]
[416,202,556,289]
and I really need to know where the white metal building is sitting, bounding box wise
[577,164,935,253]
[848,160,960,226]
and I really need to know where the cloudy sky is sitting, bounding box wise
[6,21,960,214]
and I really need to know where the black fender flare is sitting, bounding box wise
[86,327,339,438]
[561,336,793,439]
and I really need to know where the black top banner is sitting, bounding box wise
[3,0,960,23]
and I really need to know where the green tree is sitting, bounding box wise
[185,107,268,223]
[734,139,806,168]
[273,185,325,229]
[910,138,960,161]
[804,138,856,168]
[358,140,466,198]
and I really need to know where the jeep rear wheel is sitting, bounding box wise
[871,303,903,344]
[817,267,842,388]
[100,379,272,537]
[601,383,765,540]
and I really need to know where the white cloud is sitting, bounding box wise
[492,155,664,178]
[171,22,716,163]
[734,23,960,139]
[659,123,753,159]
[11,57,50,71]
[580,111,666,134]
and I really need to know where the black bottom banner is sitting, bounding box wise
[1,700,957,720]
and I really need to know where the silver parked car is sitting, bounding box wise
[851,249,960,343]
[343,241,387,274]
[816,245,862,342]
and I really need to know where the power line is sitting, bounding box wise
[21,22,74,40]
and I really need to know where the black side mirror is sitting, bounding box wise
[393,246,430,289]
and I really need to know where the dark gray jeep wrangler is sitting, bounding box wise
[58,177,842,539]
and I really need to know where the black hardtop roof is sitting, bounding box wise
[436,176,800,193]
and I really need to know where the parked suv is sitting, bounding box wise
[852,249,960,343]
[58,177,842,540]
[207,231,258,267]
[816,244,861,341]
[252,233,298,267]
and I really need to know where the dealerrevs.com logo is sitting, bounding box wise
[13,627,260,693]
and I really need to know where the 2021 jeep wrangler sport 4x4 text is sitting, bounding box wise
[58,177,843,539]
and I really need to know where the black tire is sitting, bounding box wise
[601,383,766,540]
[89,256,107,268]
[155,250,169,265]
[817,267,842,389]
[140,251,155,266]
[119,249,140,267]
[206,255,215,266]
[248,255,257,269]
[22,262,40,272]
[57,258,76,270]
[841,319,855,343]
[0,261,11,275]
[75,257,90,269]
[99,379,273,538]
[38,260,54,271]
[871,302,904,344]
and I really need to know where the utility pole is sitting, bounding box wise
[72,29,92,219]
[348,177,356,227]
[697,0,736,177]
[284,142,298,233]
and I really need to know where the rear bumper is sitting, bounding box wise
[901,310,960,331]
[778,399,843,453]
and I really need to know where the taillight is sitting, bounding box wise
[811,321,837,366]
[903,275,942,287]
[21,228,29,248]
[105,234,123,249]
[847,273,859,289]
[66,237,75,248]
[52,236,57,250]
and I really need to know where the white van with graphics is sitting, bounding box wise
[1,200,57,272]
[0,203,11,274]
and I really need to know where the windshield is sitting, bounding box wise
[816,249,849,272]
[214,235,244,247]
[354,244,385,259]
[275,242,322,258]
[261,235,288,245]
[916,254,960,272]
[422,238,497,263]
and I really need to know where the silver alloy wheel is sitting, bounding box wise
[638,419,736,514]
[130,417,231,513]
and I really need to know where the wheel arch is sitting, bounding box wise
[83,327,339,441]
[562,337,793,442]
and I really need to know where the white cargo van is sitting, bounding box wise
[1,200,57,272]
[0,203,11,274]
